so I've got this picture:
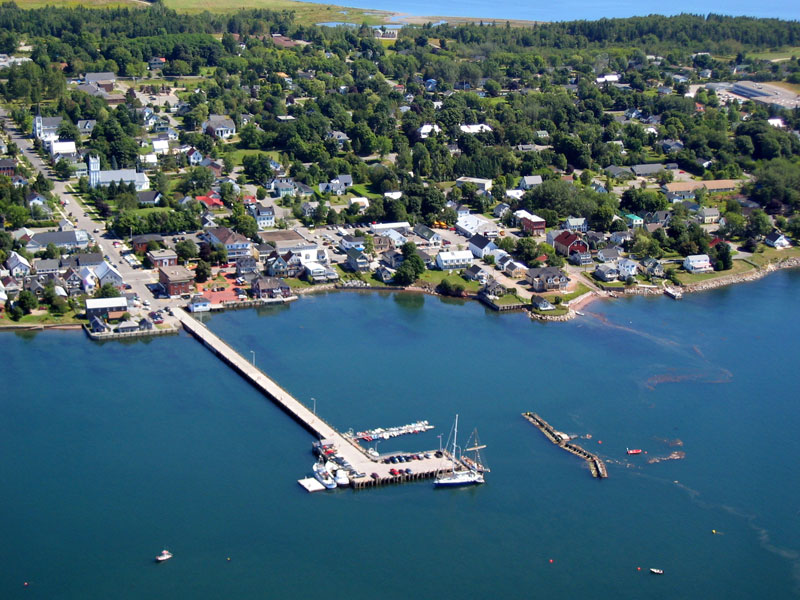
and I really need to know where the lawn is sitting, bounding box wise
[494,293,526,306]
[581,272,626,288]
[674,259,754,284]
[746,246,800,268]
[222,147,279,166]
[349,183,382,199]
[417,270,481,293]
[284,277,313,289]
[750,49,800,61]
[12,310,81,325]
[131,206,172,217]
[541,282,591,304]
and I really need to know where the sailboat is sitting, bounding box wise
[434,414,486,487]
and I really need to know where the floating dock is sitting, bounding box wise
[297,477,326,493]
[174,307,455,489]
[522,412,608,479]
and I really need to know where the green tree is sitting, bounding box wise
[94,283,121,298]
[54,158,72,180]
[16,290,39,314]
[175,239,199,262]
[194,259,211,282]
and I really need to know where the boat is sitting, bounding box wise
[312,460,337,489]
[334,469,350,487]
[434,414,486,487]
[155,549,173,562]
[650,568,664,575]
[626,448,642,455]
[575,310,585,316]
[664,286,682,300]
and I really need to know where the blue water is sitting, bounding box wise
[302,0,798,22]
[2,270,800,598]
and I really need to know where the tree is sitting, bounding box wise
[94,283,121,298]
[175,239,199,262]
[16,290,38,314]
[54,158,72,180]
[747,210,772,239]
[194,260,211,282]
[716,241,733,270]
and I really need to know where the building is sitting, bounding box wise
[553,231,588,257]
[520,175,543,190]
[131,234,164,254]
[345,248,370,272]
[683,254,713,273]
[468,234,497,259]
[203,115,236,139]
[85,296,128,321]
[435,250,472,271]
[456,214,498,239]
[251,203,276,229]
[526,267,569,292]
[765,232,791,249]
[34,115,62,143]
[159,266,194,296]
[188,295,212,312]
[5,251,31,277]
[561,216,588,232]
[520,214,546,236]
[205,227,253,260]
[87,155,150,191]
[251,276,292,299]
[455,177,492,192]
[147,249,178,268]
[26,229,90,252]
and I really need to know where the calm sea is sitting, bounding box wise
[2,270,800,599]
[315,0,797,22]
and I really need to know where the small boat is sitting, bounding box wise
[626,448,642,455]
[334,469,350,487]
[650,568,664,575]
[313,460,337,489]
[155,549,173,562]
[434,415,486,488]
[575,310,585,316]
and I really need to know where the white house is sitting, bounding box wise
[436,250,473,271]
[251,203,275,229]
[34,115,62,143]
[152,139,169,155]
[520,175,543,190]
[417,123,441,139]
[459,124,493,134]
[5,251,31,277]
[765,232,790,249]
[468,234,497,259]
[203,115,236,139]
[617,258,639,279]
[349,197,370,212]
[456,214,498,238]
[93,261,124,290]
[49,140,77,158]
[683,254,713,273]
[456,177,492,192]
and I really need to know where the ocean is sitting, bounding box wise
[2,270,799,598]
[312,0,798,23]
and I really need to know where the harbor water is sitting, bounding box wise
[2,270,800,598]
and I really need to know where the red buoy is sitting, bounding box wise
[637,567,641,571]
[549,559,554,564]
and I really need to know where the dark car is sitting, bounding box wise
[405,468,412,475]
[390,456,398,464]
[371,472,379,479]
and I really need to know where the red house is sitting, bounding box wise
[158,266,194,297]
[196,192,224,209]
[521,214,546,236]
[553,231,588,256]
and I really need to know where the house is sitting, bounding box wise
[370,222,412,236]
[0,158,16,176]
[526,267,569,292]
[85,296,128,321]
[631,163,665,177]
[158,265,194,296]
[765,232,791,249]
[417,123,441,139]
[85,72,116,88]
[520,175,543,190]
[188,295,212,312]
[87,156,149,191]
[481,278,508,298]
[33,258,60,275]
[697,207,721,224]
[594,264,619,282]
[93,261,124,289]
[617,258,639,279]
[683,254,713,273]
[382,249,405,269]
[148,56,167,70]
[375,265,395,283]
[662,139,685,153]
[459,124,493,134]
[463,264,488,284]
[413,224,442,248]
[251,276,292,299]
[504,260,528,278]
[468,234,497,259]
[326,130,350,147]
[604,165,633,179]
[89,315,109,333]
[553,231,588,256]
[340,235,365,252]
[6,251,31,277]
[152,139,169,155]
[203,115,236,139]
[186,147,204,166]
[530,295,555,311]
[493,203,511,219]
[561,216,588,232]
[251,203,276,229]
[597,248,621,262]
[49,140,77,159]
[59,252,103,271]
[206,226,252,259]
[349,197,369,213]
[625,213,644,229]
[137,190,162,206]
[318,174,353,195]
[26,230,90,252]
[235,256,259,276]
[435,250,472,271]
[147,249,178,269]
[641,257,665,278]
[345,248,370,272]
[569,251,593,266]
[116,319,140,333]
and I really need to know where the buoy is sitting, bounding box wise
[598,440,602,444]
[549,559,554,564]
[227,557,231,561]
[24,582,29,587]
[712,529,716,534]
[637,567,641,571]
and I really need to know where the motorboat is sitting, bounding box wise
[334,469,350,487]
[650,568,664,575]
[155,549,173,562]
[313,461,337,489]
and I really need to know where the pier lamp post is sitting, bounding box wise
[437,434,443,452]
[250,350,255,366]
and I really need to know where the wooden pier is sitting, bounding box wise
[173,307,453,488]
[522,412,608,479]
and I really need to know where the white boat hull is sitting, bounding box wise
[434,470,484,487]
[313,464,337,489]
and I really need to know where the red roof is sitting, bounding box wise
[197,195,224,208]
[709,236,723,248]
[554,230,580,246]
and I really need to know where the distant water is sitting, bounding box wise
[305,0,797,22]
[2,270,800,599]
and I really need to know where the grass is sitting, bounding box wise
[12,310,81,325]
[221,147,279,167]
[746,245,800,268]
[750,48,800,61]
[417,270,481,293]
[674,260,754,284]
[349,183,382,199]
[284,277,313,289]
[494,293,525,306]
[131,206,171,216]
[531,306,569,317]
[540,282,590,304]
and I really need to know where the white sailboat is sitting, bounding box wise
[434,414,485,487]
[313,460,337,489]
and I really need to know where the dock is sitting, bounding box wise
[522,412,608,479]
[173,307,454,489]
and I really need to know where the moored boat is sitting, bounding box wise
[650,568,664,575]
[155,549,173,562]
[626,448,642,455]
[434,414,487,488]
[313,461,337,489]
[334,469,350,487]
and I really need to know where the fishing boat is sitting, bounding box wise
[313,460,337,489]
[626,448,642,455]
[650,568,664,575]
[155,549,173,562]
[434,414,486,487]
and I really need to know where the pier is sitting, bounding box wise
[522,412,608,479]
[173,307,454,488]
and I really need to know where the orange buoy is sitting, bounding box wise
[598,440,602,444]
[549,559,554,563]
[637,567,641,571]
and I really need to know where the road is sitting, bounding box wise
[0,108,162,312]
